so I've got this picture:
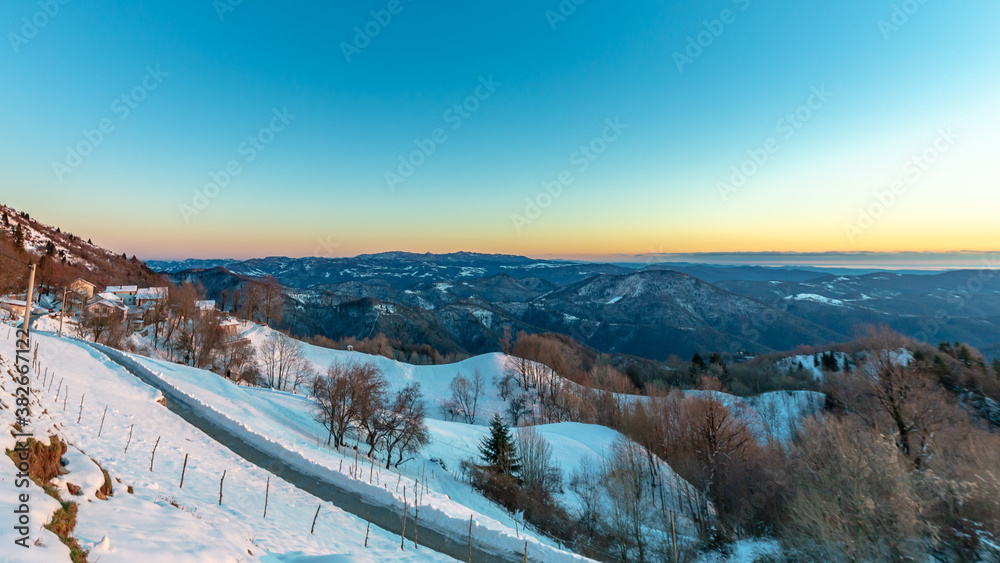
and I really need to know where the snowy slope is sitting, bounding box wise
[0,328,458,562]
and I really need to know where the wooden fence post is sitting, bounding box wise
[97,405,108,437]
[76,393,85,424]
[179,453,189,489]
[123,423,134,453]
[310,504,321,534]
[364,510,371,547]
[468,515,473,563]
[150,436,160,471]
[263,476,270,519]
[400,486,407,551]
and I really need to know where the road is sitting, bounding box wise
[88,342,524,563]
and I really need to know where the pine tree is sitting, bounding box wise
[12,224,24,250]
[2,211,8,227]
[479,413,519,479]
[690,352,707,375]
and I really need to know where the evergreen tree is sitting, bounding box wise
[821,351,840,372]
[12,224,24,250]
[479,413,519,479]
[2,211,8,226]
[814,354,820,367]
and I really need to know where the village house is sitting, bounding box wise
[68,278,97,299]
[84,293,128,321]
[105,285,139,305]
[0,296,46,321]
[219,316,240,338]
[135,286,168,308]
[194,299,217,318]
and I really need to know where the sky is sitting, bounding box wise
[1,0,998,261]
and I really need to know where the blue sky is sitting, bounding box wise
[1,0,998,260]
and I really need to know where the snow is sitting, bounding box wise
[784,293,844,306]
[0,330,459,562]
[2,318,830,562]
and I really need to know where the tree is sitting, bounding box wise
[450,370,485,424]
[600,438,651,562]
[190,311,224,368]
[516,425,561,495]
[12,224,24,250]
[479,413,519,479]
[220,337,256,382]
[248,275,285,327]
[506,392,531,427]
[993,358,1000,379]
[354,364,390,457]
[79,305,126,347]
[258,331,310,390]
[313,362,355,446]
[836,326,951,469]
[381,383,430,468]
[784,416,919,561]
[689,352,707,379]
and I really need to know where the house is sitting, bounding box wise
[0,297,46,320]
[68,278,97,299]
[194,300,217,317]
[105,285,139,305]
[135,287,168,308]
[219,317,239,338]
[84,296,128,322]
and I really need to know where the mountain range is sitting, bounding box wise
[154,252,1000,361]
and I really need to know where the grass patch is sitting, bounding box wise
[93,460,113,500]
[5,435,88,562]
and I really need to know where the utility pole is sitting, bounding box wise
[58,285,67,338]
[23,263,36,337]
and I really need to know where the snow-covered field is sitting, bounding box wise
[1,318,829,561]
[0,328,459,562]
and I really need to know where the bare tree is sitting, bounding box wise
[355,365,390,457]
[381,383,430,468]
[220,337,256,382]
[601,438,652,562]
[313,361,355,446]
[191,311,223,369]
[784,415,919,561]
[506,392,531,427]
[80,305,126,347]
[516,425,561,494]
[450,370,485,424]
[258,331,309,390]
[834,325,952,469]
